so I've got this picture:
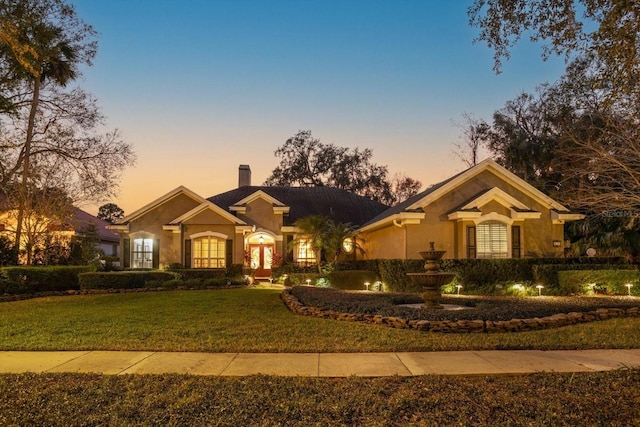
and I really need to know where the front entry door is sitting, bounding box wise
[249,244,274,278]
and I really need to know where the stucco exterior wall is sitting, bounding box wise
[237,198,283,232]
[362,168,567,260]
[361,225,407,259]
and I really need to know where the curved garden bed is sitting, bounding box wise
[282,287,640,333]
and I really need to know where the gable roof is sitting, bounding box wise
[360,159,575,231]
[208,186,389,226]
[116,186,205,224]
[168,201,246,225]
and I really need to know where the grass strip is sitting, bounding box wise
[1,370,639,426]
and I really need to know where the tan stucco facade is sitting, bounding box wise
[359,163,577,260]
[111,160,582,270]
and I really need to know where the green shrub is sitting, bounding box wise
[280,273,326,287]
[78,271,178,290]
[226,264,244,278]
[326,270,381,291]
[0,266,95,294]
[558,270,640,295]
[533,264,638,294]
[174,269,227,281]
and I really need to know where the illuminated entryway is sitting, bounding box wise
[246,232,275,279]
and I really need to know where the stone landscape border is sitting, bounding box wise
[281,288,640,333]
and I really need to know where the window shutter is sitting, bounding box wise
[184,239,192,268]
[123,238,130,269]
[467,226,476,259]
[225,239,233,267]
[512,226,521,258]
[152,239,160,269]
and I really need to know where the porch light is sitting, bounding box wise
[626,283,633,296]
[536,284,544,296]
[552,240,562,247]
[259,235,264,244]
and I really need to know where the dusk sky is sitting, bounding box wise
[73,0,567,215]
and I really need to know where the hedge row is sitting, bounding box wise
[0,266,95,294]
[78,271,179,290]
[297,257,634,294]
[0,265,248,295]
[558,270,640,296]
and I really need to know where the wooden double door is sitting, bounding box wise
[249,243,274,278]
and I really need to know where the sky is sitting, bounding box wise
[71,0,568,215]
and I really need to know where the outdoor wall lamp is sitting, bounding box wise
[553,240,562,247]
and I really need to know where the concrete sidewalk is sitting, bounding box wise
[2,349,640,377]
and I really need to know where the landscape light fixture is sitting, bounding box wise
[306,278,311,286]
[626,283,633,296]
[364,281,370,291]
[536,284,544,296]
[456,284,463,295]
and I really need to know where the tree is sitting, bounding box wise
[468,0,640,108]
[389,173,423,204]
[0,0,135,263]
[471,87,563,193]
[290,214,364,273]
[452,112,491,167]
[290,215,331,274]
[97,203,124,224]
[265,130,421,205]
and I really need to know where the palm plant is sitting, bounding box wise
[325,222,364,262]
[290,215,331,273]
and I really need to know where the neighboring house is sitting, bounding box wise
[359,159,583,259]
[0,202,119,263]
[71,208,120,257]
[109,161,584,276]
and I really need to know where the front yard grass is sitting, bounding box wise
[2,288,640,352]
[2,287,640,425]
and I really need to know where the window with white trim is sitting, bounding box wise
[476,221,508,258]
[193,236,226,268]
[132,238,153,268]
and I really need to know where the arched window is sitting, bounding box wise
[193,236,226,268]
[476,220,508,258]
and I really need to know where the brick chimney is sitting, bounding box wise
[238,164,251,187]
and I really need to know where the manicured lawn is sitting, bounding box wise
[2,288,640,352]
[1,370,639,426]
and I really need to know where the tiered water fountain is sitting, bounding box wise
[406,242,456,309]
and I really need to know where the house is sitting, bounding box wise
[108,165,389,277]
[359,159,584,259]
[0,201,120,263]
[109,160,583,275]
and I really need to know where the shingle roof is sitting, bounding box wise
[72,208,119,242]
[208,186,389,226]
[361,169,466,227]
